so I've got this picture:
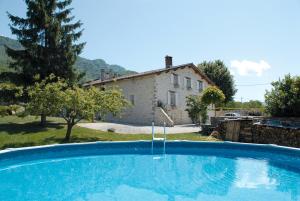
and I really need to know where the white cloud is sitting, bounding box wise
[230,60,271,76]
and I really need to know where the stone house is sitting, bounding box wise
[85,56,214,126]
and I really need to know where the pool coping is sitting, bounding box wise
[1,140,300,155]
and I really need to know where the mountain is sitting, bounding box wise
[0,35,136,81]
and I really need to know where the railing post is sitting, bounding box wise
[163,122,166,154]
[151,122,154,154]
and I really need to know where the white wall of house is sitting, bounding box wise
[102,75,156,125]
[155,67,211,124]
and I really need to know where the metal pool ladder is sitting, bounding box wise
[151,122,166,154]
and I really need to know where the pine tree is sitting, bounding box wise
[5,0,85,125]
[6,0,85,86]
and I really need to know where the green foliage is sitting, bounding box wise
[201,86,225,116]
[0,106,9,116]
[26,75,66,119]
[60,85,129,140]
[0,105,23,116]
[201,86,225,105]
[6,0,85,86]
[265,74,300,117]
[26,75,129,140]
[186,95,208,124]
[0,82,23,104]
[225,100,264,109]
[198,60,236,103]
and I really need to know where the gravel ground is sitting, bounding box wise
[78,122,201,134]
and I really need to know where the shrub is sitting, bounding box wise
[265,74,300,117]
[0,106,9,116]
[186,95,208,124]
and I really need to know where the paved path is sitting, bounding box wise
[78,122,200,134]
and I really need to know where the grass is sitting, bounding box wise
[0,115,218,150]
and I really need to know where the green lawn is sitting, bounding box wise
[0,115,218,150]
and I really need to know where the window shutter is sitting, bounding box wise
[195,80,198,90]
[167,91,170,105]
[175,92,178,106]
[183,77,186,88]
[171,74,174,84]
[178,75,181,86]
[190,78,193,89]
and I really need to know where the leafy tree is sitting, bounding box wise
[198,60,236,103]
[27,75,129,140]
[61,86,129,141]
[265,74,300,117]
[201,86,225,116]
[26,75,66,125]
[186,95,208,124]
[5,0,85,86]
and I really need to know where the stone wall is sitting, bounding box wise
[154,107,174,127]
[214,118,300,148]
[252,124,300,148]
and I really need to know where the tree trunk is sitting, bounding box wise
[40,114,47,126]
[64,123,73,141]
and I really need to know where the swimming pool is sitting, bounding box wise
[0,141,300,201]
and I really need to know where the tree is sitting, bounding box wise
[198,60,236,103]
[201,86,225,116]
[26,76,129,140]
[5,0,85,125]
[61,86,129,141]
[265,74,300,117]
[186,95,208,124]
[5,0,85,86]
[26,75,66,125]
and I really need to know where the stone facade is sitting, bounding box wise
[98,65,214,126]
[155,67,213,125]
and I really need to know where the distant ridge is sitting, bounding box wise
[0,35,137,81]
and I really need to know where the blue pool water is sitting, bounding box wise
[0,141,300,201]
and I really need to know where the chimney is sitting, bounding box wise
[100,69,105,81]
[165,55,172,68]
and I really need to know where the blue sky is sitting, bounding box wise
[1,0,300,102]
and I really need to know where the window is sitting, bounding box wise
[186,77,191,89]
[130,95,135,105]
[169,91,176,107]
[197,80,203,92]
[172,73,179,87]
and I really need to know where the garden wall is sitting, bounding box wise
[214,118,300,148]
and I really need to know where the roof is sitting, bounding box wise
[83,63,214,86]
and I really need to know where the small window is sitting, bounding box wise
[169,91,176,106]
[186,77,191,89]
[198,80,203,92]
[172,73,179,87]
[130,95,135,105]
